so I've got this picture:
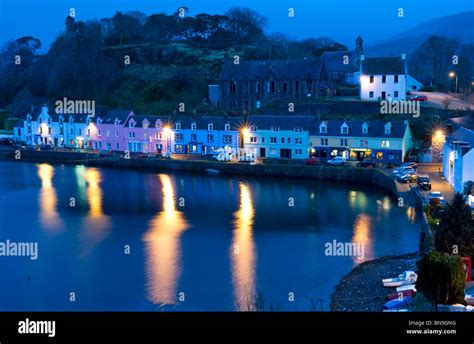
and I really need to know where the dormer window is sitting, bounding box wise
[47,118,51,124]
[176,122,181,130]
[341,122,349,134]
[272,126,280,132]
[319,124,327,134]
[115,119,120,127]
[208,123,213,131]
[225,123,230,131]
[59,117,64,125]
[385,122,392,134]
[86,117,91,125]
[155,120,162,129]
[250,126,257,132]
[96,118,102,125]
[362,123,369,134]
[294,127,303,133]
[129,120,135,128]
[27,115,31,123]
[38,117,42,124]
[191,122,197,131]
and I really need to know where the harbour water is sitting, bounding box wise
[0,161,420,311]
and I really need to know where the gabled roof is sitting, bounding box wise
[220,59,323,80]
[95,109,133,124]
[311,119,408,138]
[321,51,358,73]
[450,114,474,131]
[362,57,405,75]
[248,115,316,131]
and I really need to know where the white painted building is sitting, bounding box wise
[359,53,422,101]
[442,126,474,194]
[243,116,313,159]
[13,105,93,148]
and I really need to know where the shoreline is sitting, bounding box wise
[331,252,419,312]
[0,148,400,198]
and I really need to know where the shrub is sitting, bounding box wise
[416,251,465,310]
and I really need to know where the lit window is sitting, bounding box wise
[191,123,197,131]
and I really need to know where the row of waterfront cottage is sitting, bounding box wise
[13,105,413,163]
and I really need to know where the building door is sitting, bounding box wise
[381,91,386,100]
[280,148,292,158]
[260,147,266,158]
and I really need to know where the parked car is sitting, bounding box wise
[410,95,428,102]
[0,138,14,146]
[239,152,255,163]
[37,144,53,151]
[400,162,418,169]
[327,157,346,166]
[304,157,319,165]
[393,167,416,176]
[428,191,446,205]
[397,173,417,183]
[357,159,375,168]
[417,175,431,190]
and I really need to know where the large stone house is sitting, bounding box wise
[321,36,363,85]
[216,58,327,112]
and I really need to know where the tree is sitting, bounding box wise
[409,36,458,90]
[226,7,267,45]
[417,251,465,310]
[0,36,42,107]
[435,192,474,257]
[144,13,178,42]
[110,12,144,46]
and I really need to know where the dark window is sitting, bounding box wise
[229,81,236,94]
[283,81,287,94]
[270,81,275,93]
[306,79,312,92]
[256,82,261,94]
[394,91,399,97]
[382,75,386,83]
[295,80,300,93]
[394,75,399,83]
[369,91,374,98]
[369,76,374,83]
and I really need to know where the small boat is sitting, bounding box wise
[387,289,416,300]
[396,284,417,293]
[205,168,220,174]
[382,271,417,287]
[465,287,474,306]
[383,296,413,310]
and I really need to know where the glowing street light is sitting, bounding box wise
[449,71,458,94]
[432,129,445,163]
[162,126,172,157]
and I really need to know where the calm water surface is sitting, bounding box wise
[0,161,420,311]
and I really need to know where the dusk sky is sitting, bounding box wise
[0,0,472,51]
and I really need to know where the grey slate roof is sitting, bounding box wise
[171,116,243,131]
[311,119,408,138]
[248,115,316,131]
[449,126,474,148]
[321,51,357,73]
[362,57,406,75]
[220,59,323,80]
[450,114,474,131]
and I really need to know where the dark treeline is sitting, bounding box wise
[0,7,348,115]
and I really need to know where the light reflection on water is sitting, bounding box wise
[37,163,63,232]
[231,183,257,311]
[143,174,189,306]
[16,161,421,311]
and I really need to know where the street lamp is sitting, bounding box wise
[432,129,445,163]
[449,72,458,94]
[163,126,171,158]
